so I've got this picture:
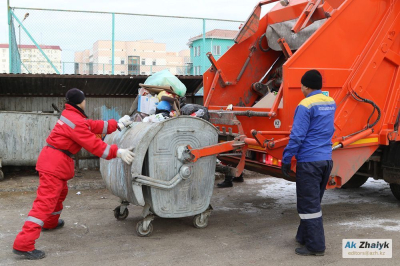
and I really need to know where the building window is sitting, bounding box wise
[141,72,146,75]
[121,71,125,75]
[121,58,125,65]
[194,46,201,57]
[128,56,140,75]
[194,66,201,75]
[141,59,145,65]
[152,59,156,66]
[213,45,221,55]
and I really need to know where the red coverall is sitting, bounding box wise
[14,104,119,251]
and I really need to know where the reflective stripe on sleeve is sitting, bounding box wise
[51,210,62,215]
[60,115,76,129]
[26,216,44,227]
[299,211,322,220]
[101,145,111,159]
[102,121,108,134]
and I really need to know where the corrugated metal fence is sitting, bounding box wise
[0,97,134,170]
[0,95,203,170]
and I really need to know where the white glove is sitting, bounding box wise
[117,148,135,164]
[117,115,133,130]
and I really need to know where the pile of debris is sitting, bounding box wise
[129,69,209,122]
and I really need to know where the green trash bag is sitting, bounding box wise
[144,69,187,97]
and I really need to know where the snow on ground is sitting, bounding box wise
[214,176,400,231]
[339,218,400,232]
[247,177,396,209]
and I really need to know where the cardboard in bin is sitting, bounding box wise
[139,83,177,95]
[138,95,158,115]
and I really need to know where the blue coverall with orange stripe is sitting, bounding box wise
[14,103,119,252]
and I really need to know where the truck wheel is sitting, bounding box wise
[0,170,4,181]
[341,174,369,189]
[390,184,400,201]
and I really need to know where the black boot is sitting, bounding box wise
[217,176,233,188]
[232,174,244,182]
[13,249,46,260]
[295,246,324,256]
[42,219,64,231]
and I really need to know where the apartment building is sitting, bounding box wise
[74,40,190,75]
[187,29,238,75]
[0,44,62,74]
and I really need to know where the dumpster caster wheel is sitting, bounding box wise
[193,206,212,229]
[193,214,210,229]
[114,206,129,220]
[136,221,153,237]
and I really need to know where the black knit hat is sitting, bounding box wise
[66,88,85,105]
[301,70,322,90]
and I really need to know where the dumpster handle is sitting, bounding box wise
[132,165,192,190]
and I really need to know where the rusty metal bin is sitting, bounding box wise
[0,111,59,180]
[100,116,218,236]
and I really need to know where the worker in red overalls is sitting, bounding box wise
[13,88,135,260]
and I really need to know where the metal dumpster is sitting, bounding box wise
[0,111,59,180]
[100,116,218,236]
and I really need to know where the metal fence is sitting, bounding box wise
[6,4,243,75]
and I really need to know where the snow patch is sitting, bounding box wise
[339,218,400,232]
[214,204,260,214]
[248,177,395,209]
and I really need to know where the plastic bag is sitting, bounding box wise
[143,113,166,123]
[144,69,187,97]
[181,104,210,121]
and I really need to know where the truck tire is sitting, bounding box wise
[390,184,400,201]
[341,174,369,189]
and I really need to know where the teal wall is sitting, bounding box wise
[190,38,235,75]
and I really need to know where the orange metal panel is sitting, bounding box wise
[203,0,400,185]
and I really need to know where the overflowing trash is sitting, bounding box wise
[181,104,210,121]
[129,70,209,123]
[144,69,187,97]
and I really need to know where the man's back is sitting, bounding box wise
[296,91,336,162]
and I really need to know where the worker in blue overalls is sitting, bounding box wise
[281,69,336,256]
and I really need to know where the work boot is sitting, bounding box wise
[42,219,64,231]
[232,174,244,182]
[13,249,46,260]
[295,247,324,256]
[217,176,233,188]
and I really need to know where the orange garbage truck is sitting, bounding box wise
[187,0,400,199]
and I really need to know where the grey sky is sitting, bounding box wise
[5,0,262,21]
[2,0,274,73]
